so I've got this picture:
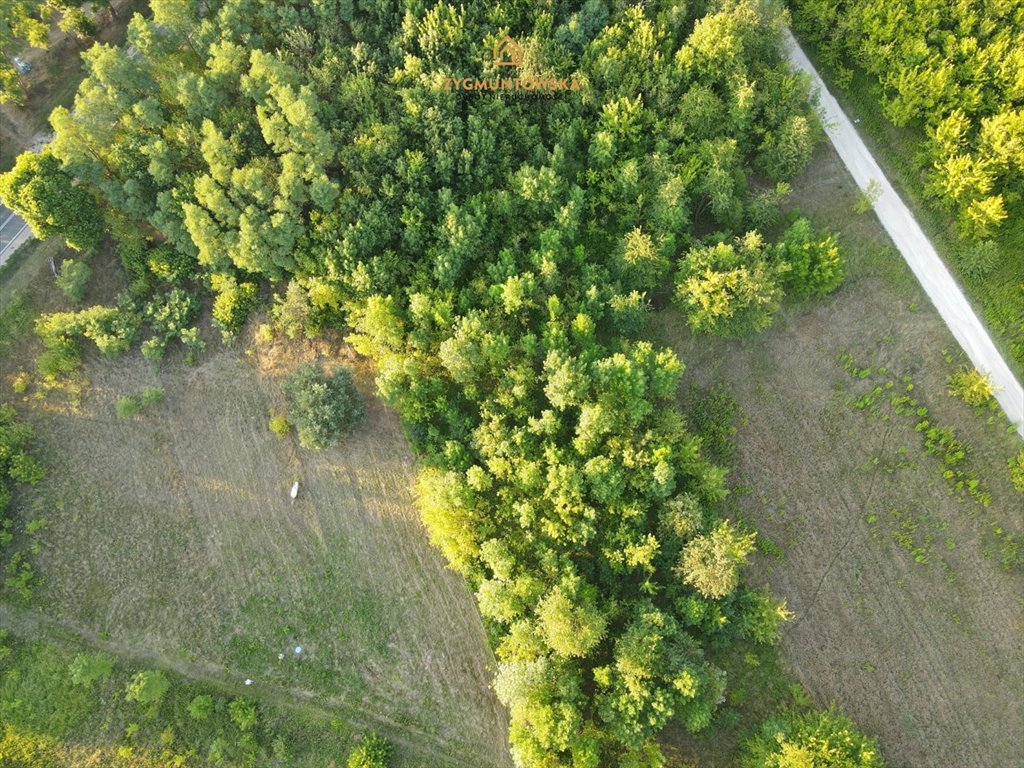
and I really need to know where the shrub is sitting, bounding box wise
[947,367,995,406]
[228,698,258,731]
[268,415,290,437]
[116,397,141,419]
[141,387,164,407]
[69,653,114,687]
[187,694,214,721]
[347,732,393,768]
[283,363,365,450]
[853,179,882,213]
[56,259,92,303]
[124,670,171,710]
[36,340,81,379]
[141,338,166,361]
[956,240,999,281]
[1009,451,1024,493]
[12,372,29,394]
[776,218,846,298]
[741,708,884,768]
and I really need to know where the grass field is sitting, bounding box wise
[0,249,511,766]
[654,141,1024,768]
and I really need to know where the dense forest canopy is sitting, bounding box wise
[0,1,845,765]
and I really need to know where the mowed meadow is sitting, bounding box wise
[0,252,510,767]
[656,141,1024,768]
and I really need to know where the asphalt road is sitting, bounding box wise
[785,30,1024,438]
[0,203,32,268]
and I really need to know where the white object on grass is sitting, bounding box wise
[290,481,299,501]
[244,678,253,686]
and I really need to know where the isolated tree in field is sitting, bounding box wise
[675,235,785,336]
[0,150,103,253]
[678,520,756,599]
[283,363,365,450]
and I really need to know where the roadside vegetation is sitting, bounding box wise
[787,0,1024,371]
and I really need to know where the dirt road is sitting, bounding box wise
[784,30,1024,439]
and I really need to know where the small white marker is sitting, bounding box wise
[278,653,285,661]
[244,678,253,686]
[290,481,299,502]
[294,645,303,655]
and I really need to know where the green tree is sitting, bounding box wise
[283,363,365,450]
[228,698,258,731]
[678,520,756,599]
[55,259,91,302]
[742,708,885,768]
[776,218,845,298]
[187,694,215,720]
[536,579,607,658]
[675,235,785,336]
[69,653,114,687]
[124,670,171,711]
[0,0,50,103]
[0,150,104,253]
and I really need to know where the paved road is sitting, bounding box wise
[785,30,1024,438]
[0,203,32,267]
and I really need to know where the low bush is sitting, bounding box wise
[141,387,164,407]
[947,367,995,407]
[347,732,393,768]
[283,364,365,450]
[1009,451,1024,494]
[268,415,290,438]
[116,397,140,420]
[56,259,92,303]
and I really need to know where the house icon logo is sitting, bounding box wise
[493,35,524,67]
